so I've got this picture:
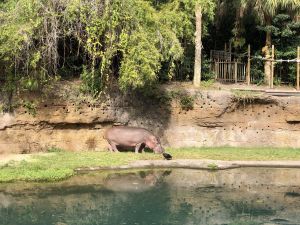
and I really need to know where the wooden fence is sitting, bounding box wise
[210,44,300,88]
[214,61,246,83]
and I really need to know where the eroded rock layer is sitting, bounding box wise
[1,85,300,153]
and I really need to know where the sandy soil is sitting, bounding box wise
[163,80,298,92]
[0,153,52,165]
[0,154,31,165]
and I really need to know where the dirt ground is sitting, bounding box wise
[164,80,298,92]
[0,153,52,165]
[0,154,31,165]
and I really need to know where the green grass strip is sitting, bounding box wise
[1,147,300,182]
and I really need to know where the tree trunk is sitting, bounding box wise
[263,14,272,85]
[193,4,202,87]
[263,45,271,85]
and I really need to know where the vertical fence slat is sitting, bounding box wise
[234,62,237,83]
[214,60,247,83]
[222,62,224,80]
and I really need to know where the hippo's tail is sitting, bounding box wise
[103,126,114,140]
[103,129,108,140]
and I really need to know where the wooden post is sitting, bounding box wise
[215,62,218,80]
[296,46,299,89]
[224,58,228,80]
[234,62,238,83]
[247,44,251,85]
[270,45,275,89]
[229,42,232,61]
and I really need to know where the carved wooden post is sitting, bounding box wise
[247,44,251,85]
[215,61,218,80]
[270,45,275,89]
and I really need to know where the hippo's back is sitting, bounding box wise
[104,126,152,146]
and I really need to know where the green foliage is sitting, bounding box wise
[231,90,261,105]
[0,151,160,182]
[253,13,300,85]
[179,95,194,111]
[22,100,37,116]
[62,0,187,92]
[201,56,215,81]
[250,56,265,85]
[271,14,300,84]
[0,0,216,97]
[0,0,64,93]
[207,163,218,170]
[119,30,162,91]
[80,66,103,96]
[170,90,195,111]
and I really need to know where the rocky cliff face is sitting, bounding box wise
[0,83,300,153]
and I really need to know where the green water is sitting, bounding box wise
[1,168,300,225]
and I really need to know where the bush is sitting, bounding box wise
[170,90,195,111]
[180,95,194,111]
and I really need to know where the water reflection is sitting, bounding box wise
[1,168,300,225]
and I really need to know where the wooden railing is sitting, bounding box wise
[210,50,232,62]
[214,61,246,83]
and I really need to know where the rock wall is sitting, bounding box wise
[1,86,300,153]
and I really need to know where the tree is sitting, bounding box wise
[0,0,184,95]
[177,0,215,87]
[270,13,300,84]
[241,0,300,84]
[193,3,202,87]
[0,0,216,98]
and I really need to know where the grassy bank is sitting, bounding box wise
[1,147,300,183]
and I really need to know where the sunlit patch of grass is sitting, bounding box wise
[167,147,300,161]
[0,152,160,183]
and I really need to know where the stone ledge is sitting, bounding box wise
[74,159,300,172]
[286,116,300,123]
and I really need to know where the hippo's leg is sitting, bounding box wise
[108,141,119,152]
[140,143,146,153]
[135,143,144,154]
[107,144,114,152]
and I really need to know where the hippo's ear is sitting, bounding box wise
[150,136,157,142]
[154,136,161,144]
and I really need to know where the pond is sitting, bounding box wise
[1,168,300,225]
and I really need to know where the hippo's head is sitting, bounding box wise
[153,144,165,154]
[146,136,165,154]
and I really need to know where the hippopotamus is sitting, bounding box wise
[103,126,165,154]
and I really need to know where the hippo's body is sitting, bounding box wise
[104,126,164,154]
